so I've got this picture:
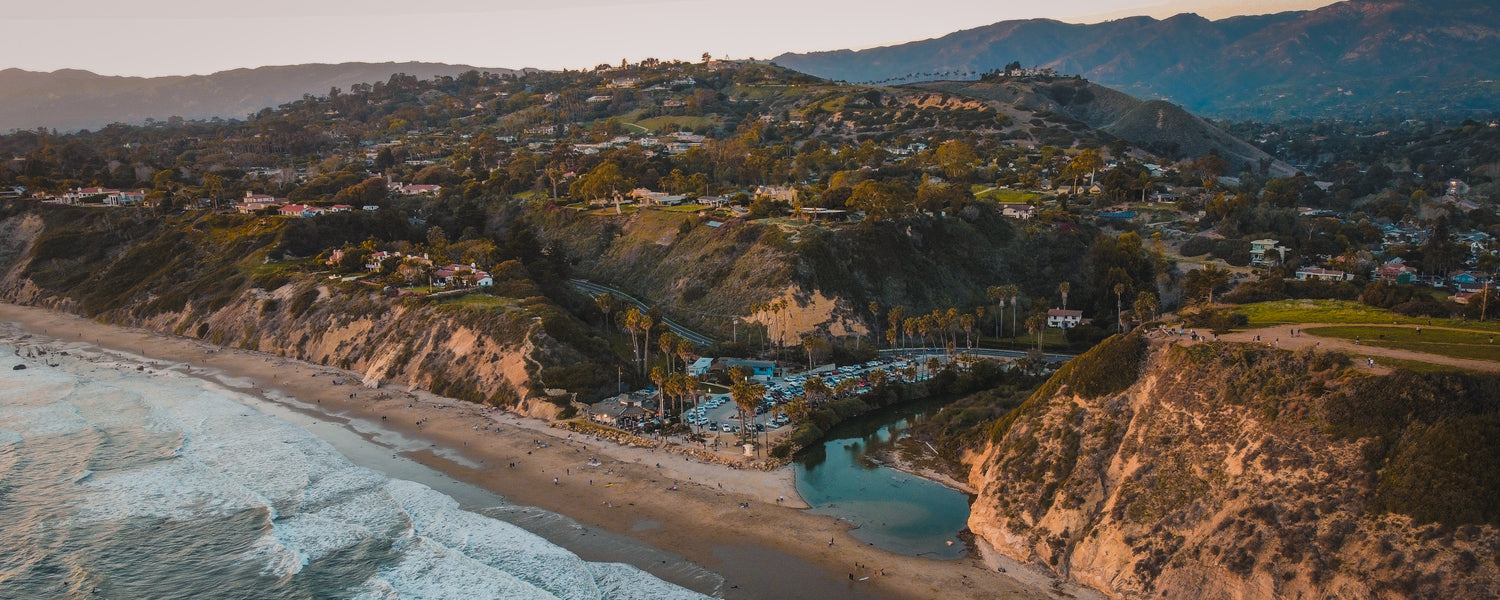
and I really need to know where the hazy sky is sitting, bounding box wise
[10,0,1338,77]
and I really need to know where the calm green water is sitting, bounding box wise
[793,402,971,559]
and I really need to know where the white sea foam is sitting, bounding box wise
[4,336,711,600]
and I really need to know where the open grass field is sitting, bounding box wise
[1236,299,1500,333]
[440,294,518,309]
[1353,354,1473,374]
[634,115,720,132]
[652,204,710,213]
[1305,325,1500,362]
[971,186,1043,204]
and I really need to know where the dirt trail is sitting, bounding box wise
[1208,322,1500,373]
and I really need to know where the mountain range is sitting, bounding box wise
[773,0,1500,120]
[0,62,516,133]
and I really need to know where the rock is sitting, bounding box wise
[12,364,26,370]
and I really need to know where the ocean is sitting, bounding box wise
[0,334,713,600]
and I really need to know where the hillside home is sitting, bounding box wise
[277,204,324,217]
[718,358,777,380]
[433,264,493,288]
[1250,239,1288,266]
[1002,204,1036,220]
[1295,267,1353,282]
[1374,260,1417,284]
[1046,309,1086,329]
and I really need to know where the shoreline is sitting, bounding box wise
[0,302,1058,600]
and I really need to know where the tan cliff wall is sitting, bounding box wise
[0,212,571,416]
[965,337,1500,600]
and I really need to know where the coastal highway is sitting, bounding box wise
[569,279,717,347]
[878,347,1076,363]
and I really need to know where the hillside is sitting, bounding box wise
[772,0,1500,120]
[0,62,517,133]
[967,334,1500,599]
[0,205,614,413]
[908,79,1291,174]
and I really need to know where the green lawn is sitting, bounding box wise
[652,204,709,213]
[1306,325,1500,362]
[971,186,1042,204]
[634,115,720,131]
[441,294,517,309]
[619,122,650,134]
[1352,355,1472,374]
[1236,300,1500,333]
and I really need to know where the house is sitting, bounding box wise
[396,184,441,196]
[277,204,324,217]
[1295,267,1353,282]
[1374,260,1417,284]
[1250,239,1287,266]
[719,358,777,380]
[754,185,798,203]
[1001,204,1036,220]
[589,395,649,429]
[687,357,714,376]
[433,263,493,288]
[104,189,146,205]
[236,200,279,214]
[328,204,353,212]
[1046,309,1086,329]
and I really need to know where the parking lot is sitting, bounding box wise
[681,355,935,439]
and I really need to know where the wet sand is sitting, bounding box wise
[1,302,1067,600]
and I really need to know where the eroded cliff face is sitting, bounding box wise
[0,210,593,416]
[967,337,1500,600]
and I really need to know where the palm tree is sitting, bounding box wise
[675,339,695,377]
[730,379,765,442]
[1005,285,1019,343]
[1026,312,1047,352]
[1059,282,1070,311]
[868,301,881,348]
[596,292,616,328]
[622,308,643,371]
[987,285,1007,339]
[803,376,830,406]
[638,314,655,376]
[802,335,823,370]
[960,313,976,351]
[1133,292,1160,323]
[659,331,679,373]
[1114,282,1127,332]
[887,306,907,349]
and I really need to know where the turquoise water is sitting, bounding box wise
[793,404,972,559]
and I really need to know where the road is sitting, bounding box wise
[877,347,1076,363]
[570,279,717,347]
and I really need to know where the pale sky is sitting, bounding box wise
[7,0,1338,77]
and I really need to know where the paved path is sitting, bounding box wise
[570,279,717,346]
[1209,322,1500,373]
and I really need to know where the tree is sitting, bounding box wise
[622,308,643,373]
[649,366,666,418]
[638,314,655,375]
[730,379,765,441]
[803,376,830,405]
[1007,285,1021,343]
[596,292,616,328]
[934,140,979,182]
[986,285,1008,339]
[1026,312,1047,351]
[960,313,976,350]
[1134,291,1160,323]
[1114,282,1127,332]
[1184,265,1231,304]
[802,335,825,370]
[1059,281,1071,310]
[659,331,680,373]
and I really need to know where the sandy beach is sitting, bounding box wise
[0,302,1075,600]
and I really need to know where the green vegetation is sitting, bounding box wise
[1237,300,1500,333]
[1305,325,1500,362]
[1323,371,1500,528]
[971,186,1041,204]
[989,331,1147,444]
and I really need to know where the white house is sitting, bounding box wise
[1295,267,1353,282]
[1002,204,1036,220]
[1250,239,1288,266]
[687,357,714,376]
[1047,309,1086,329]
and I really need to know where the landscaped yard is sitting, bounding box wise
[1235,299,1500,332]
[971,186,1043,204]
[1305,325,1500,362]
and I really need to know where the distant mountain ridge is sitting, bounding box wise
[0,62,519,133]
[773,0,1500,120]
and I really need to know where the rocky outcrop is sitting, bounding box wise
[966,336,1500,599]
